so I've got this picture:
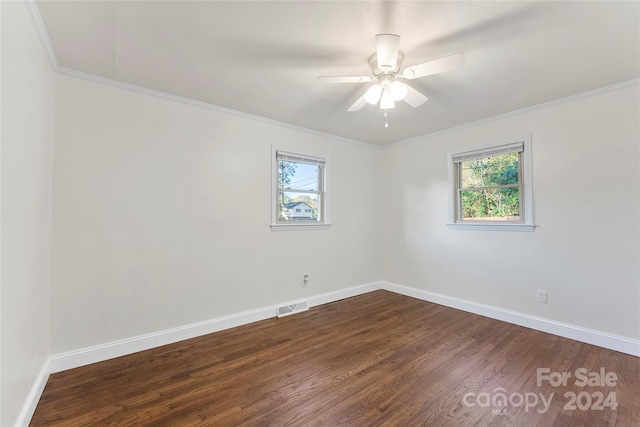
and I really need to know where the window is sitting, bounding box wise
[448,136,534,231]
[271,149,329,230]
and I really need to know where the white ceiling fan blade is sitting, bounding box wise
[402,83,429,108]
[376,34,401,71]
[402,52,465,79]
[347,93,368,112]
[317,76,372,83]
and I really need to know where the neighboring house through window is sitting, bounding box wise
[448,135,534,231]
[284,202,314,219]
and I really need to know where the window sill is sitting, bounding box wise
[447,223,535,232]
[270,223,332,232]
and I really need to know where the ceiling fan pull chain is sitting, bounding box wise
[384,110,389,128]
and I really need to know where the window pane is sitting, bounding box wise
[278,191,320,222]
[460,152,518,189]
[461,188,520,221]
[279,161,319,191]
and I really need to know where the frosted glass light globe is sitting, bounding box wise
[364,84,383,105]
[389,81,408,101]
[380,87,395,109]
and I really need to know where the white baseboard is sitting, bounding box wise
[381,281,640,357]
[307,281,381,307]
[49,282,382,373]
[23,280,638,426]
[48,280,638,374]
[49,306,275,373]
[15,359,50,427]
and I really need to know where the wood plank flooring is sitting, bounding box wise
[31,291,639,426]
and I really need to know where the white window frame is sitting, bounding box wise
[271,147,330,231]
[447,135,535,231]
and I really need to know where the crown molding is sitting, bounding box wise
[24,0,639,151]
[24,0,378,150]
[385,78,640,149]
[25,0,58,70]
[55,66,377,149]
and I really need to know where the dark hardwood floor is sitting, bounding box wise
[31,291,639,426]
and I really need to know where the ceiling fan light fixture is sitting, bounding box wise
[364,84,383,105]
[389,81,408,101]
[380,87,395,109]
[320,34,462,113]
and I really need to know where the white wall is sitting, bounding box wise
[4,2,637,420]
[381,83,640,340]
[51,74,382,354]
[0,2,53,426]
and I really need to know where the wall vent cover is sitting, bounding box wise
[276,301,309,318]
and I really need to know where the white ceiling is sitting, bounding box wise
[35,1,639,146]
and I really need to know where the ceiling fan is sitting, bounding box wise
[318,34,464,112]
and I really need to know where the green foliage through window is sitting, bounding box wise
[278,161,297,188]
[459,152,520,221]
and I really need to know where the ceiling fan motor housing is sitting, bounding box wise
[368,52,404,77]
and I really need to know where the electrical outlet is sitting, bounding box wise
[537,290,548,304]
[302,274,309,287]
